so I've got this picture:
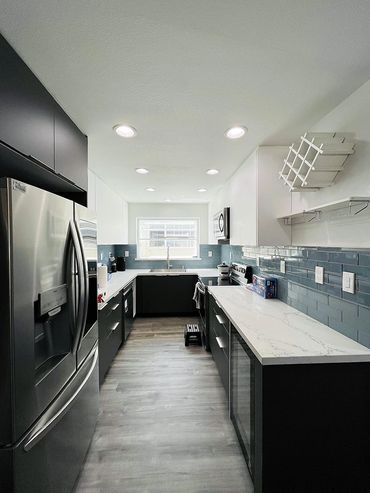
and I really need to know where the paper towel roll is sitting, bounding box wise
[97,265,108,292]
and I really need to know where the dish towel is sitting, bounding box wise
[192,281,202,309]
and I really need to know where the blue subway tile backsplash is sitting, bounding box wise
[99,244,221,270]
[97,245,116,268]
[221,244,370,348]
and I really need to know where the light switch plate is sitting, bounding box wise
[342,271,355,294]
[280,260,286,274]
[125,251,129,257]
[315,266,324,284]
[208,251,213,257]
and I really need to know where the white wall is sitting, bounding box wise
[290,80,370,247]
[88,169,128,245]
[128,203,209,244]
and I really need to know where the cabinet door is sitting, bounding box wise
[0,35,54,168]
[136,275,197,315]
[166,275,198,314]
[55,107,88,190]
[137,276,169,314]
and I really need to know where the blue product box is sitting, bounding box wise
[252,274,277,299]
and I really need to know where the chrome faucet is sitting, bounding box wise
[167,246,172,270]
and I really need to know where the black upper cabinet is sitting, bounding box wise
[0,35,54,169]
[55,107,87,190]
[0,34,88,197]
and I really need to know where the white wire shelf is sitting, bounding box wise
[277,197,370,225]
[279,132,355,191]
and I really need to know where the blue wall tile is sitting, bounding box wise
[97,245,116,269]
[220,244,370,348]
[113,244,221,270]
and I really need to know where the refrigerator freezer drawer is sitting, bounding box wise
[0,345,99,493]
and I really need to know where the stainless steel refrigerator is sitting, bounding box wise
[0,178,99,493]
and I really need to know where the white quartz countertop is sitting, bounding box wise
[98,268,218,309]
[208,286,370,365]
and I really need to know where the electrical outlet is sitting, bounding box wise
[342,271,355,294]
[315,266,324,284]
[280,260,286,274]
[125,251,129,257]
[208,251,213,257]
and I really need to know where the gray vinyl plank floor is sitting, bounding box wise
[75,316,253,493]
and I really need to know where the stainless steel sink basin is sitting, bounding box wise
[149,268,187,273]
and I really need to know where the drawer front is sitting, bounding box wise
[99,322,122,384]
[210,326,229,397]
[99,293,122,336]
[210,295,229,358]
[212,308,229,357]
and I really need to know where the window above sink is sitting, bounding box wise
[136,217,200,260]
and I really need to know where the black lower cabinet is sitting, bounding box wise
[98,292,123,384]
[136,275,198,315]
[209,296,229,397]
[229,323,370,493]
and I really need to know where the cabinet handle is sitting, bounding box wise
[215,299,222,308]
[112,303,120,311]
[216,336,225,349]
[216,314,227,325]
[111,322,120,332]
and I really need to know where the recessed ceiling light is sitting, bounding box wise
[146,187,155,192]
[136,168,149,174]
[225,126,247,139]
[113,124,137,138]
[206,169,219,175]
[198,188,207,193]
[164,198,172,202]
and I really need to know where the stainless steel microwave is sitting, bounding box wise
[213,207,230,240]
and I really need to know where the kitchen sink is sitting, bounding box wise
[149,268,187,273]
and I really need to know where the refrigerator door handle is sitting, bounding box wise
[70,220,86,354]
[23,346,98,452]
[75,219,89,351]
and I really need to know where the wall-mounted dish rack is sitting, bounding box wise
[278,197,370,225]
[279,132,355,191]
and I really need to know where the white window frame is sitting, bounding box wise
[136,217,201,260]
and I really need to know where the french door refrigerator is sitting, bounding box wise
[0,178,99,493]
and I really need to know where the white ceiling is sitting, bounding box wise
[1,1,370,202]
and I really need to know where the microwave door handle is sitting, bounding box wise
[218,213,224,234]
[70,221,85,354]
[74,219,89,350]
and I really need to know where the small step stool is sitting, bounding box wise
[184,323,202,346]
